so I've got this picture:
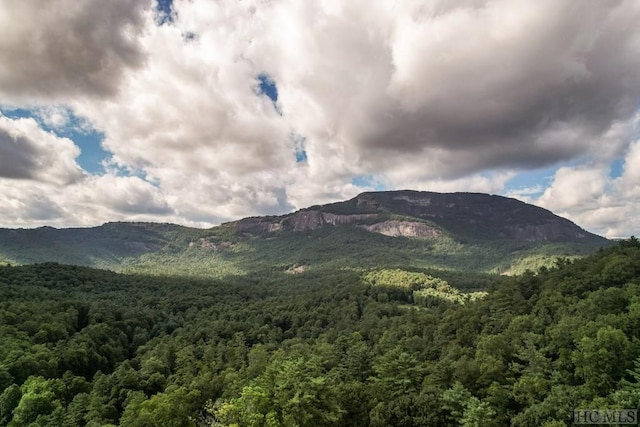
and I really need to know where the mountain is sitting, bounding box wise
[237,190,601,242]
[0,190,610,275]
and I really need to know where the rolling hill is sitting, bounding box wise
[0,190,610,275]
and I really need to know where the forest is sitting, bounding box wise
[1,238,639,426]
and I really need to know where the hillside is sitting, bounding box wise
[1,238,639,426]
[0,191,610,275]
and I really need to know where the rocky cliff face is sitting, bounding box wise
[321,213,379,227]
[361,220,439,238]
[236,211,379,233]
[282,211,324,231]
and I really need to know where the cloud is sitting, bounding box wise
[70,3,297,221]
[537,167,608,213]
[34,107,71,130]
[0,116,175,227]
[0,0,639,236]
[394,171,516,195]
[81,175,173,216]
[0,0,149,104]
[0,181,66,225]
[619,139,640,196]
[0,114,84,185]
[535,139,640,238]
[0,175,175,228]
[262,0,640,180]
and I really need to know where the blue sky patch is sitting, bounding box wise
[503,167,558,197]
[109,162,158,186]
[351,174,386,191]
[610,158,625,179]
[256,73,281,114]
[295,150,308,163]
[292,134,307,163]
[1,107,110,175]
[257,74,278,103]
[155,0,174,25]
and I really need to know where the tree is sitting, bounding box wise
[11,376,63,426]
[63,392,90,427]
[371,347,424,398]
[212,350,344,427]
[120,387,198,427]
[572,326,631,396]
[0,384,21,425]
[442,382,496,427]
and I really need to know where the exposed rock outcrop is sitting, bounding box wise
[321,213,378,227]
[237,211,380,233]
[283,211,324,231]
[361,220,439,238]
[284,211,378,231]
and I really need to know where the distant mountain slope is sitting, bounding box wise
[237,190,604,243]
[0,191,610,275]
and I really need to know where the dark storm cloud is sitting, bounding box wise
[347,0,640,177]
[0,0,149,103]
[0,115,84,185]
[0,128,39,180]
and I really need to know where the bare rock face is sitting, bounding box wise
[285,264,306,274]
[321,213,378,226]
[276,211,379,232]
[284,211,324,231]
[361,220,439,238]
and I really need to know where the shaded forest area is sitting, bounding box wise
[1,239,639,426]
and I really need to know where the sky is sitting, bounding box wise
[0,0,639,238]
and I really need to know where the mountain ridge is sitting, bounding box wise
[0,190,610,275]
[231,190,604,243]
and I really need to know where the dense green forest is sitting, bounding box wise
[1,239,639,426]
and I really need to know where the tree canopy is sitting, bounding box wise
[0,239,638,425]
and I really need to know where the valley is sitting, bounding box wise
[2,191,635,427]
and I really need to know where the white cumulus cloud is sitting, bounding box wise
[0,114,84,185]
[0,0,639,236]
